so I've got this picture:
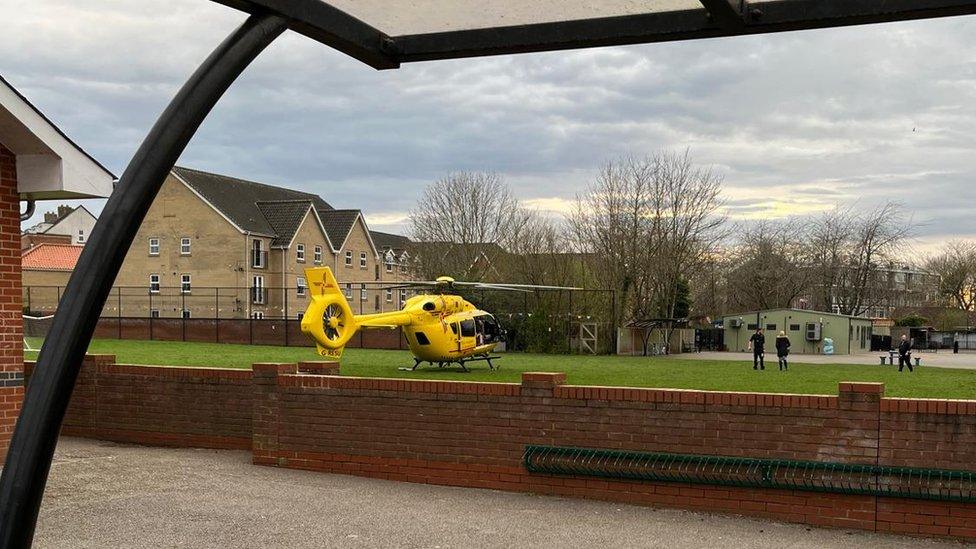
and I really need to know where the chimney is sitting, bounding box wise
[43,211,58,224]
[57,205,73,219]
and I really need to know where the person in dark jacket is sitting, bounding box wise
[898,334,913,372]
[748,328,765,370]
[775,331,791,371]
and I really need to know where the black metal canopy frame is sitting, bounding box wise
[2,0,976,546]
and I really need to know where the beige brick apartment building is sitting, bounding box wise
[107,167,412,319]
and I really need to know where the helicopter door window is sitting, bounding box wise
[415,332,431,345]
[460,319,476,338]
[450,323,458,335]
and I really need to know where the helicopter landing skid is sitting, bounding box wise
[398,356,501,373]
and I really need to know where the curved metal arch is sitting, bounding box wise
[0,14,288,547]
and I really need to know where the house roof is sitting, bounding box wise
[172,166,333,237]
[319,209,362,249]
[21,243,82,271]
[0,74,115,199]
[370,230,412,253]
[256,200,315,247]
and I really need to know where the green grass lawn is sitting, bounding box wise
[24,338,976,399]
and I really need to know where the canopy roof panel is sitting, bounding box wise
[216,0,976,69]
[325,0,703,35]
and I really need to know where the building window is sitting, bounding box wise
[344,250,353,267]
[150,309,160,319]
[360,252,367,269]
[360,287,367,301]
[182,309,191,319]
[181,274,191,294]
[314,245,322,264]
[180,237,191,255]
[386,261,393,273]
[149,238,160,256]
[766,324,777,331]
[790,324,801,331]
[77,229,85,244]
[297,243,306,262]
[297,277,307,297]
[385,289,393,303]
[252,275,265,304]
[149,274,160,294]
[251,311,264,320]
[399,289,407,305]
[297,312,304,321]
[344,283,352,299]
[252,240,266,269]
[747,323,758,331]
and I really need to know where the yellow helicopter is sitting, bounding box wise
[299,267,579,371]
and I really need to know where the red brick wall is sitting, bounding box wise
[26,354,976,541]
[24,355,252,450]
[0,144,24,461]
[252,369,976,540]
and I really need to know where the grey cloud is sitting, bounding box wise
[4,1,976,241]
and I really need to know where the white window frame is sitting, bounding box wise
[251,311,265,320]
[181,309,191,319]
[359,252,367,269]
[398,289,407,305]
[344,250,352,267]
[252,239,266,269]
[180,237,191,255]
[313,245,322,264]
[252,275,265,304]
[149,274,160,294]
[297,277,307,297]
[344,283,352,299]
[150,309,160,319]
[149,238,160,256]
[180,274,191,294]
[296,243,306,262]
[385,289,393,303]
[360,287,367,301]
[77,229,85,244]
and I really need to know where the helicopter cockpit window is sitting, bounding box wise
[459,319,476,337]
[415,331,431,345]
[476,314,499,343]
[450,323,458,335]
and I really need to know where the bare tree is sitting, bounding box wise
[806,208,855,312]
[570,150,726,332]
[831,202,913,316]
[926,240,976,311]
[727,219,813,311]
[409,171,530,279]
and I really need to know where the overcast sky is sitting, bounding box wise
[4,1,976,250]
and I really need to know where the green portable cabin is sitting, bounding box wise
[721,308,874,355]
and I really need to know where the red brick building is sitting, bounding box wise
[0,75,114,458]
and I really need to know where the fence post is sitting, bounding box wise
[215,287,220,343]
[182,291,186,342]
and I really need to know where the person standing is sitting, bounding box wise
[898,334,914,372]
[748,328,765,370]
[775,330,791,371]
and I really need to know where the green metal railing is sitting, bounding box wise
[523,445,976,502]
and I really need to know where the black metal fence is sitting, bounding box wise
[24,285,617,353]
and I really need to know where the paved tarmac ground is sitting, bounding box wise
[675,351,976,370]
[30,438,970,548]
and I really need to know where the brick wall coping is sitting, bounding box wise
[26,358,976,413]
